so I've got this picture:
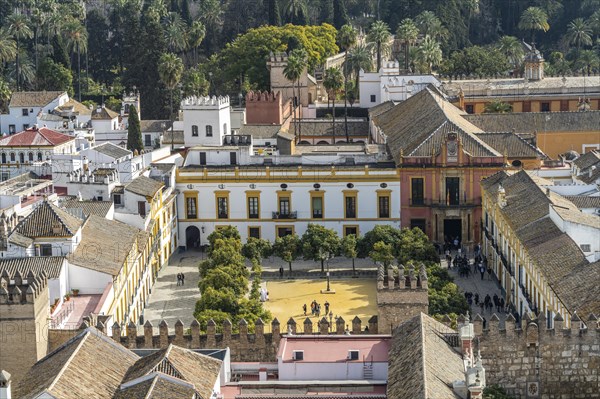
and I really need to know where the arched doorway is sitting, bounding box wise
[186,226,200,249]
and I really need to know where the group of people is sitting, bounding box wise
[303,300,330,317]
[176,272,185,286]
[464,291,506,314]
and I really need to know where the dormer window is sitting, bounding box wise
[206,125,213,137]
[22,108,29,116]
[192,125,199,137]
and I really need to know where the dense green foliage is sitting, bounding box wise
[2,0,597,119]
[483,385,516,399]
[195,227,271,331]
[126,105,143,152]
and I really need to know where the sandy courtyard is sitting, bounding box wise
[263,279,378,329]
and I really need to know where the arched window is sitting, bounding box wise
[223,123,228,134]
[10,153,15,162]
[206,125,213,137]
[192,125,199,137]
[28,152,34,162]
[19,153,24,163]
[1,153,5,163]
[37,152,43,161]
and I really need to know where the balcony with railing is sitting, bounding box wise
[409,198,481,208]
[272,211,297,219]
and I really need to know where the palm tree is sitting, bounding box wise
[164,13,188,54]
[589,10,600,38]
[346,43,373,98]
[7,13,33,91]
[576,49,600,75]
[416,36,442,74]
[0,28,17,64]
[396,18,419,71]
[9,51,36,90]
[367,20,391,72]
[63,20,88,101]
[158,53,184,151]
[0,78,11,113]
[415,11,447,42]
[337,24,357,142]
[497,36,525,73]
[282,0,308,25]
[189,21,206,65]
[518,7,550,43]
[323,67,343,144]
[484,100,513,113]
[566,18,593,53]
[283,50,305,141]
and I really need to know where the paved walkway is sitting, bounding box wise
[141,249,203,332]
[442,254,508,326]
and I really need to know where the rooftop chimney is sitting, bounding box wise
[0,369,12,399]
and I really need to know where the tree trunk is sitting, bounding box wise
[292,82,297,140]
[377,41,381,71]
[297,78,302,142]
[331,91,336,144]
[352,257,356,275]
[35,28,39,89]
[170,90,174,151]
[16,40,20,91]
[77,44,81,102]
[321,259,325,273]
[344,72,349,142]
[404,43,409,71]
[288,261,292,272]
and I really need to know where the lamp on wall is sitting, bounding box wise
[201,226,205,233]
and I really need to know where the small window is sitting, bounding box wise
[22,108,29,116]
[40,244,52,256]
[192,125,199,137]
[292,350,304,360]
[114,194,122,205]
[8,125,15,134]
[97,196,103,201]
[37,152,43,161]
[348,350,359,360]
[217,197,229,219]
[144,134,152,146]
[411,178,424,205]
[344,226,358,237]
[10,153,15,162]
[249,227,260,239]
[199,152,207,165]
[277,226,293,237]
[378,195,390,218]
[28,152,34,162]
[230,152,237,165]
[410,219,426,233]
[345,196,357,218]
[541,102,550,112]
[19,153,24,163]
[138,201,146,218]
[465,104,474,114]
[248,197,259,219]
[312,196,323,218]
[186,197,197,219]
[370,95,376,103]
[1,153,5,163]
[23,124,29,130]
[206,125,213,137]
[581,244,591,252]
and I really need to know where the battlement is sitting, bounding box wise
[246,91,281,103]
[377,263,428,291]
[268,51,289,63]
[0,270,49,305]
[181,95,230,108]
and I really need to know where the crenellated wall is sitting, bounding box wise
[245,91,291,125]
[376,263,429,334]
[472,312,600,399]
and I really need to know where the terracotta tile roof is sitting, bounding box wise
[563,195,600,209]
[0,127,74,147]
[475,132,546,158]
[373,87,501,162]
[553,206,600,228]
[15,328,139,399]
[68,215,140,275]
[115,374,198,399]
[62,199,114,218]
[125,175,164,198]
[55,99,92,116]
[464,111,600,134]
[0,256,66,279]
[92,142,132,159]
[578,166,600,184]
[123,345,221,399]
[12,200,83,239]
[387,313,463,399]
[92,106,120,120]
[368,101,397,118]
[573,150,600,170]
[9,91,65,107]
[560,260,600,317]
[140,120,171,133]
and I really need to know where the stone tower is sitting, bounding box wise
[0,270,50,385]
[376,263,429,334]
[181,95,231,148]
[524,44,544,81]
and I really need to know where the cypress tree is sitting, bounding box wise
[127,105,143,152]
[333,0,349,29]
[268,0,281,26]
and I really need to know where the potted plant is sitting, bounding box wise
[72,289,80,296]
[64,293,71,301]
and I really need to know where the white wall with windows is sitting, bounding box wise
[182,96,231,147]
[0,92,68,135]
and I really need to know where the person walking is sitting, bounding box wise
[181,273,185,286]
[303,303,307,316]
[325,301,330,314]
[479,265,485,280]
[176,273,181,286]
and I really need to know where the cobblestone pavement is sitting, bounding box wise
[140,249,202,333]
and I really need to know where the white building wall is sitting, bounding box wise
[67,262,112,294]
[277,361,387,381]
[177,180,401,243]
[48,264,69,304]
[0,93,67,134]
